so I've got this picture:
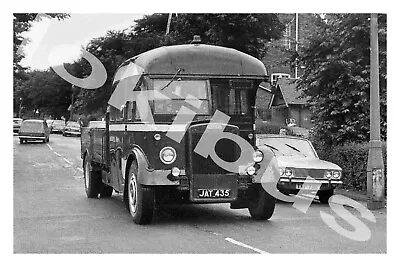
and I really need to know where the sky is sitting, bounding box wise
[20,13,147,70]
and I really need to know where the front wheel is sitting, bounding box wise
[318,189,334,204]
[248,185,276,220]
[84,155,101,198]
[125,162,155,224]
[100,183,113,198]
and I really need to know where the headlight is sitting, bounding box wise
[279,168,285,177]
[324,171,332,179]
[285,168,294,177]
[160,147,176,164]
[332,170,341,179]
[246,166,256,175]
[253,150,264,163]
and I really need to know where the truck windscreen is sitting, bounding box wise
[153,80,210,115]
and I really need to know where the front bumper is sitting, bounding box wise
[19,135,46,140]
[64,130,81,136]
[277,177,342,191]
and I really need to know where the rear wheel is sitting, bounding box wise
[84,155,101,198]
[19,139,24,144]
[125,162,155,224]
[318,189,334,204]
[248,184,276,220]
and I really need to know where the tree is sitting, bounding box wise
[134,13,285,59]
[14,69,73,119]
[296,14,387,146]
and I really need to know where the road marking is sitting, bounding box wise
[77,168,83,172]
[224,237,269,254]
[47,144,53,151]
[63,158,72,165]
[54,152,61,157]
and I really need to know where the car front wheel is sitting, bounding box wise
[318,189,334,204]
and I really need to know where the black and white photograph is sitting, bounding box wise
[8,1,393,259]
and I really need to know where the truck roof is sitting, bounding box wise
[119,44,268,78]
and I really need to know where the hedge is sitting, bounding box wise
[315,142,387,192]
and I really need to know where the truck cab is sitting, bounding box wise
[81,43,278,224]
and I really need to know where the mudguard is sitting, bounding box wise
[125,147,179,186]
[252,146,280,184]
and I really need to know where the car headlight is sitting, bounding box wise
[252,150,264,163]
[280,167,294,177]
[160,147,176,164]
[324,170,332,179]
[285,168,294,177]
[332,170,341,179]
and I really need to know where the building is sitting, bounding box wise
[256,81,273,121]
[269,78,312,129]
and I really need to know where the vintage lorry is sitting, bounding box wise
[81,38,277,224]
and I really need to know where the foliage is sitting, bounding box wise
[14,69,73,119]
[314,141,387,192]
[296,14,387,146]
[134,13,285,59]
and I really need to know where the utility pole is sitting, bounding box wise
[367,13,385,210]
[295,13,299,79]
[18,97,23,118]
[166,13,172,35]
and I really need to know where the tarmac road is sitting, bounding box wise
[13,134,387,253]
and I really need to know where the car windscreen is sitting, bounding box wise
[20,121,44,132]
[52,121,65,126]
[259,137,317,158]
[66,122,80,127]
[152,79,210,115]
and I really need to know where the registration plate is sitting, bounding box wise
[197,189,231,198]
[295,184,319,190]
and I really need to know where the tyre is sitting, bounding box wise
[83,155,101,198]
[318,189,334,204]
[125,162,155,224]
[19,139,24,144]
[248,184,276,220]
[100,183,113,198]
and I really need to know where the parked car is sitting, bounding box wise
[13,118,23,133]
[256,134,342,203]
[51,120,66,134]
[63,121,81,136]
[18,119,50,144]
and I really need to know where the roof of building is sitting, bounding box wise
[276,78,309,105]
[258,81,272,92]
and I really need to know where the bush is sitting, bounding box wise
[315,142,387,192]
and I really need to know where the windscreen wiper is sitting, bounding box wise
[285,143,307,157]
[265,144,279,152]
[160,68,183,91]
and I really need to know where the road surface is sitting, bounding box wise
[13,134,386,253]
